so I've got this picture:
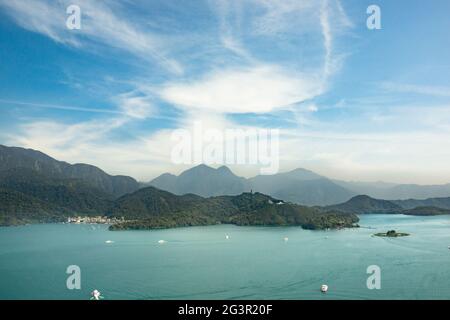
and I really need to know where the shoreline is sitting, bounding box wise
[2,211,446,230]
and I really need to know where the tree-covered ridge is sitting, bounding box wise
[326,195,403,214]
[0,144,139,197]
[325,195,450,216]
[109,188,359,231]
[393,197,450,210]
[402,206,450,216]
[0,167,359,230]
[0,188,68,226]
[0,168,113,215]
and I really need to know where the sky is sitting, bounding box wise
[0,0,450,184]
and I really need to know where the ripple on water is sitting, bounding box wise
[1,215,450,299]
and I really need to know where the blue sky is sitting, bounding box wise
[0,0,450,183]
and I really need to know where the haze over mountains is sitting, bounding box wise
[1,144,450,227]
[150,164,355,205]
[333,180,450,201]
[3,144,450,206]
[0,145,450,208]
[150,164,450,206]
[149,165,249,198]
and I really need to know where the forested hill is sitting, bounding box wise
[108,187,359,230]
[0,145,139,197]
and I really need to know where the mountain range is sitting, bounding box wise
[149,164,450,206]
[1,144,450,228]
[333,179,450,201]
[3,144,450,207]
[0,145,358,229]
[149,165,249,198]
[326,195,450,216]
[149,165,355,206]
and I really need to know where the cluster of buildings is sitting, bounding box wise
[66,216,124,224]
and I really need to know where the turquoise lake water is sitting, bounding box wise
[0,214,449,300]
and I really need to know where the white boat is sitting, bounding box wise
[105,240,114,244]
[158,240,167,244]
[321,285,328,293]
[225,235,230,240]
[283,237,289,242]
[91,289,102,300]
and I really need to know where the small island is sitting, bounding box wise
[374,230,410,237]
[402,206,450,216]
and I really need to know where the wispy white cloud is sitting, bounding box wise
[0,99,124,115]
[0,97,165,121]
[250,0,317,36]
[2,0,353,116]
[320,0,333,78]
[381,82,450,97]
[165,0,353,116]
[307,104,319,113]
[210,0,249,58]
[319,0,354,80]
[12,117,128,151]
[114,93,155,120]
[159,65,324,113]
[0,0,183,74]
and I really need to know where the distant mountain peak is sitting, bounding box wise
[327,194,403,214]
[192,164,213,170]
[182,164,214,174]
[181,164,239,177]
[217,165,232,173]
[349,194,375,201]
[159,172,176,178]
[285,168,324,180]
[289,168,316,174]
[150,164,248,197]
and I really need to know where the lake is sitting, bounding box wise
[0,214,449,300]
